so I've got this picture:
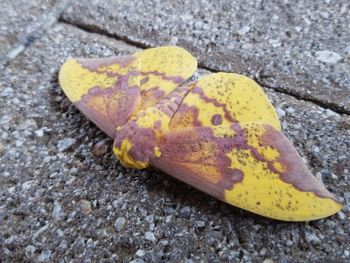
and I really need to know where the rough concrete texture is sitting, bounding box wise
[0,0,69,68]
[0,24,350,262]
[0,21,349,262]
[61,0,350,114]
[0,0,54,57]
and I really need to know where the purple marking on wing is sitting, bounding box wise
[192,86,236,123]
[261,125,339,201]
[77,56,136,77]
[141,71,184,84]
[76,82,141,138]
[211,114,223,126]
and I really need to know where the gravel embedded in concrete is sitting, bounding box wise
[61,0,350,113]
[0,17,349,263]
[0,0,56,57]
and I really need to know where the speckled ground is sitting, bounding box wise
[0,1,349,263]
[61,0,350,114]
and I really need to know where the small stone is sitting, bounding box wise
[325,109,338,118]
[315,50,342,64]
[237,26,250,35]
[262,260,274,263]
[305,232,320,245]
[129,259,145,263]
[195,220,206,229]
[52,200,65,221]
[91,140,109,156]
[194,21,203,30]
[344,192,350,205]
[34,128,44,137]
[268,39,281,48]
[80,199,92,214]
[276,107,286,117]
[25,245,36,258]
[145,214,154,223]
[286,107,295,114]
[38,249,51,262]
[145,231,156,242]
[179,206,191,218]
[320,11,330,19]
[7,45,25,59]
[325,220,336,229]
[136,249,146,257]
[206,231,223,246]
[286,240,293,246]
[69,167,79,175]
[114,217,127,232]
[260,248,267,256]
[57,138,77,152]
[0,143,4,155]
[337,211,346,220]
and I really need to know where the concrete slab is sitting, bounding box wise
[0,23,349,262]
[0,0,69,66]
[0,0,55,56]
[61,0,350,113]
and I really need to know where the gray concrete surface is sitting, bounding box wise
[0,0,69,68]
[0,1,350,262]
[0,0,54,57]
[61,0,350,114]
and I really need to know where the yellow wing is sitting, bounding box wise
[150,123,341,221]
[170,73,281,130]
[59,46,197,137]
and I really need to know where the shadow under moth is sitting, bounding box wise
[59,46,341,221]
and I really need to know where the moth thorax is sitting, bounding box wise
[113,121,158,169]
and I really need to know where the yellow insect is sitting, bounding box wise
[59,46,342,221]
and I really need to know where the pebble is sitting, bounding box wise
[145,231,157,242]
[237,26,250,35]
[25,245,37,258]
[286,240,293,246]
[80,199,92,214]
[57,138,77,152]
[136,249,146,257]
[326,220,336,229]
[91,140,109,156]
[260,247,267,256]
[304,232,320,245]
[114,217,127,232]
[337,211,346,220]
[52,200,65,221]
[194,21,203,30]
[344,192,350,205]
[37,249,51,262]
[179,206,191,218]
[195,220,206,229]
[325,109,339,118]
[276,107,286,117]
[129,259,145,263]
[34,128,45,137]
[315,50,342,64]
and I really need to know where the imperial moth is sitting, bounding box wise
[59,46,342,221]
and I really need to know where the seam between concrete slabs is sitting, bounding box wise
[0,0,72,71]
[58,19,349,117]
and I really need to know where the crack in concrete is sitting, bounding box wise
[58,18,349,116]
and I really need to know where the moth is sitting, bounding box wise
[59,46,341,221]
